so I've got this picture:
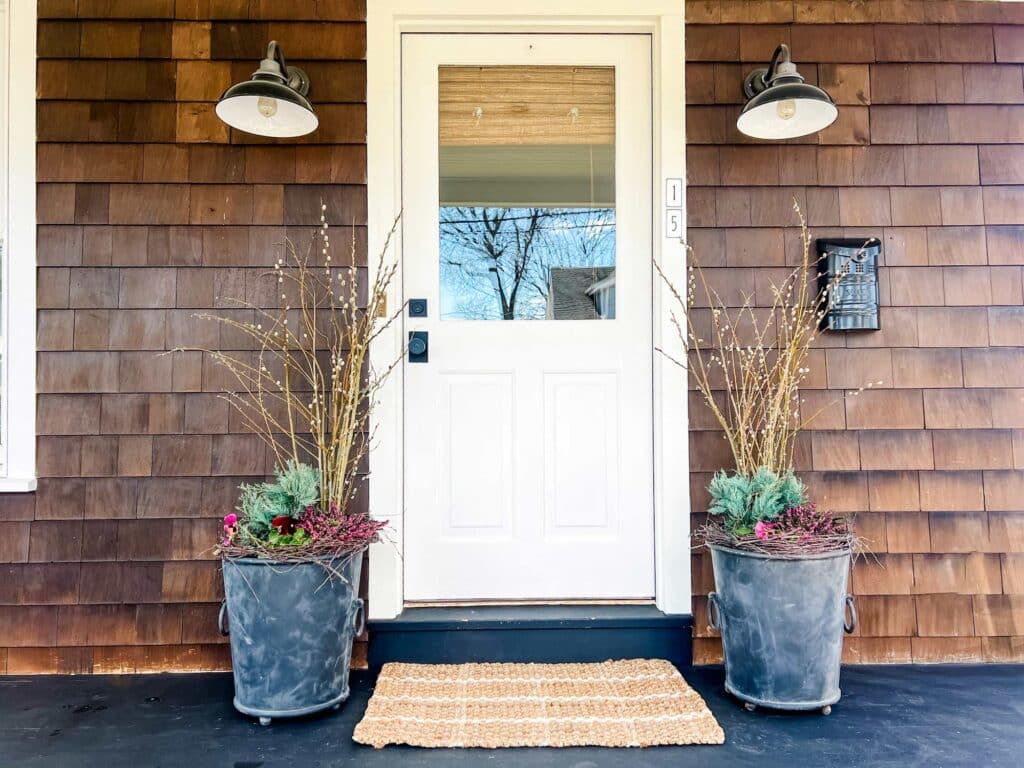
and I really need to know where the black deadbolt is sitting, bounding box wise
[409,298,428,318]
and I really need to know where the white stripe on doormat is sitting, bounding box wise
[386,673,679,685]
[383,691,696,704]
[359,712,711,726]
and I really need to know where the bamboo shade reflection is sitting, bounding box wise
[439,66,615,146]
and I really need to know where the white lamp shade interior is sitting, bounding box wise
[737,96,837,140]
[215,94,319,138]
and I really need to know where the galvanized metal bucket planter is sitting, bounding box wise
[707,544,856,715]
[220,553,364,726]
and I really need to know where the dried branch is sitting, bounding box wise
[175,208,404,524]
[658,203,879,477]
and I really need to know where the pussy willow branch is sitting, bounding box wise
[657,203,875,477]
[177,210,404,515]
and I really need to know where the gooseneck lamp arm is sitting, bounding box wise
[764,44,789,83]
[254,41,311,95]
[743,44,802,99]
[267,41,288,75]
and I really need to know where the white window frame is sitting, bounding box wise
[0,0,37,492]
[366,0,686,618]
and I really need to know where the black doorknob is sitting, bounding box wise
[408,331,428,363]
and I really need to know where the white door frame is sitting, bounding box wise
[366,0,688,619]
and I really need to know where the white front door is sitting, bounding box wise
[401,33,654,602]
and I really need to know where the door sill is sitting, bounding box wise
[369,604,692,668]
[404,598,656,608]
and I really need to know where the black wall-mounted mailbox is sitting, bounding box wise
[816,238,881,332]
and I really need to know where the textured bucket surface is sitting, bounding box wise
[710,545,851,710]
[222,555,362,717]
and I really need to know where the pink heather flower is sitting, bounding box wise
[766,504,848,540]
[299,507,387,549]
[754,521,770,540]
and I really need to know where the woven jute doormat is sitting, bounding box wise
[353,658,725,749]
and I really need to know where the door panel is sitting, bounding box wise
[402,34,654,601]
[543,372,618,534]
[440,372,515,534]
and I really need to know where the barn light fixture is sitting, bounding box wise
[216,41,318,138]
[737,44,837,140]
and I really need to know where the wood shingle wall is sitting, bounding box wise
[1,0,367,674]
[3,1,1022,672]
[687,1,1024,664]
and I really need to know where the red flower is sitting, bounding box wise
[272,515,298,535]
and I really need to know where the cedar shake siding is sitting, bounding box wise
[0,1,1020,672]
[687,1,1024,664]
[5,0,368,674]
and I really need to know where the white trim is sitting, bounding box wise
[0,477,36,492]
[0,0,37,489]
[367,0,687,619]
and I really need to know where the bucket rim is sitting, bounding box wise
[222,550,367,567]
[708,542,852,562]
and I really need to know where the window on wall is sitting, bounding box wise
[0,1,36,491]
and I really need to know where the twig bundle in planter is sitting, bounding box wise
[177,208,403,561]
[700,522,857,557]
[657,202,878,553]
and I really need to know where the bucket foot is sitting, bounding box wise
[258,716,272,726]
[743,702,757,712]
[821,705,832,716]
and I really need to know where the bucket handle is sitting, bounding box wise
[843,595,857,634]
[218,600,230,636]
[352,598,366,638]
[707,592,722,633]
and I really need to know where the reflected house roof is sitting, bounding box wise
[546,267,615,320]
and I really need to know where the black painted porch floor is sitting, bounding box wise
[2,664,1022,767]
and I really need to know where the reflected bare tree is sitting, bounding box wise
[439,206,615,320]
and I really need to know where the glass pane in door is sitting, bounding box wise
[438,65,616,320]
